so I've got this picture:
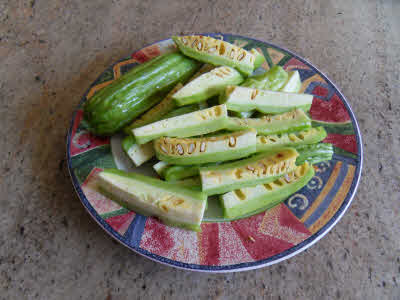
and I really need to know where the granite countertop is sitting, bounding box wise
[0,1,399,299]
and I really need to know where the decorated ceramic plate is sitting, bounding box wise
[67,33,362,272]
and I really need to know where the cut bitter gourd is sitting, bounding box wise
[200,148,299,195]
[132,104,228,144]
[241,65,288,90]
[164,165,200,181]
[221,85,313,114]
[97,169,207,231]
[121,135,155,166]
[154,129,257,165]
[221,162,314,219]
[256,127,327,152]
[153,161,170,178]
[250,48,266,69]
[225,109,311,135]
[84,52,200,136]
[173,66,244,106]
[295,143,334,166]
[172,35,257,75]
[123,83,183,133]
[280,71,301,93]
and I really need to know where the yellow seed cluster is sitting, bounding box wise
[178,35,250,63]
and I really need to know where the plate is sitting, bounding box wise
[67,33,362,272]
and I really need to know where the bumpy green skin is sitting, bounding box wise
[173,66,244,106]
[123,83,183,134]
[133,104,229,144]
[200,148,299,195]
[256,127,327,152]
[221,163,314,219]
[97,169,207,231]
[83,53,200,136]
[164,165,200,181]
[295,143,333,165]
[241,65,288,90]
[154,130,257,165]
[280,71,301,93]
[172,36,256,76]
[226,109,311,135]
[221,85,313,114]
[121,135,155,166]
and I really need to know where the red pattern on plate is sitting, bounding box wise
[310,93,351,123]
[283,57,309,70]
[218,223,254,265]
[131,44,161,62]
[230,204,311,261]
[323,134,358,154]
[70,110,109,156]
[105,212,135,236]
[198,223,220,265]
[312,85,329,98]
[140,218,200,264]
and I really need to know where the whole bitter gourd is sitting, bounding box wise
[83,53,200,136]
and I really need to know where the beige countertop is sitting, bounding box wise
[0,0,399,299]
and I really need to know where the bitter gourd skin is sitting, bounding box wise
[83,53,200,136]
[132,104,229,144]
[256,127,327,152]
[172,35,257,75]
[221,162,314,219]
[226,109,311,135]
[123,83,183,134]
[121,135,155,166]
[97,169,207,231]
[241,65,288,90]
[173,66,244,106]
[200,148,299,195]
[154,129,257,165]
[295,143,334,166]
[221,85,313,114]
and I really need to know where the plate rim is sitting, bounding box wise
[66,32,363,272]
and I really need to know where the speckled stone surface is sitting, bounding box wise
[0,0,399,299]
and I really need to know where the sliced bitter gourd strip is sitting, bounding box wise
[97,169,207,231]
[153,161,170,178]
[200,148,299,195]
[280,71,301,93]
[225,109,311,135]
[295,143,334,166]
[164,165,200,181]
[173,66,244,106]
[221,162,314,219]
[256,127,327,152]
[132,104,228,144]
[154,129,257,165]
[172,35,257,75]
[121,135,155,167]
[221,85,313,114]
[241,65,288,90]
